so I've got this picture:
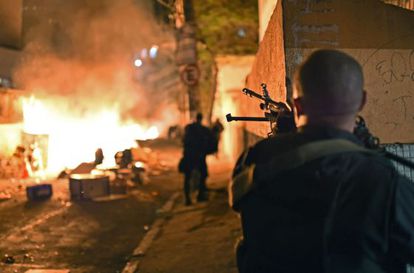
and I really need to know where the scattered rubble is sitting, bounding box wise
[0,191,12,201]
[26,183,53,201]
[23,253,35,262]
[0,144,45,179]
[2,254,15,264]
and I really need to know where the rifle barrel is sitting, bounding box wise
[226,113,269,122]
[242,88,263,100]
[242,88,279,106]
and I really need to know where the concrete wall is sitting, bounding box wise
[283,0,414,143]
[243,0,286,137]
[0,1,22,81]
[0,47,20,80]
[0,88,24,156]
[213,55,255,161]
[0,88,22,123]
[247,0,414,142]
[0,124,22,157]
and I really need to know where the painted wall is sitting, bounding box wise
[283,0,414,143]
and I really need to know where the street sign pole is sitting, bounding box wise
[175,0,200,121]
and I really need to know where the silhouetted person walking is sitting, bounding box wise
[181,113,213,205]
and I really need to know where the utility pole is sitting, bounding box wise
[175,0,184,28]
[175,0,200,121]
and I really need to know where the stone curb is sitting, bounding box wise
[122,192,180,273]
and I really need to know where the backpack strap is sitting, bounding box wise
[255,139,374,181]
[229,139,375,210]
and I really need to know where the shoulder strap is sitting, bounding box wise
[256,139,374,179]
[229,139,375,210]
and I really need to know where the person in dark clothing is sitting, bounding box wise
[229,50,414,273]
[211,118,224,155]
[182,112,213,205]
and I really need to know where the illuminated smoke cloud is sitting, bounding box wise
[13,0,174,124]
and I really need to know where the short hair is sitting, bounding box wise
[295,50,364,116]
[196,112,203,122]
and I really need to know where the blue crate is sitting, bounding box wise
[26,184,53,201]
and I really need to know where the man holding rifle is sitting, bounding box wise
[230,50,414,273]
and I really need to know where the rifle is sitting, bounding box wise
[226,83,414,170]
[226,83,295,137]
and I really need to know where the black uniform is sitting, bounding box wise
[182,122,213,202]
[230,125,414,273]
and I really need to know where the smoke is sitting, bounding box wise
[13,0,174,124]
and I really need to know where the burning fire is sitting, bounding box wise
[22,95,159,174]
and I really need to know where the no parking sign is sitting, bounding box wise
[180,64,200,86]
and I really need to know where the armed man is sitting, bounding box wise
[180,112,215,205]
[229,49,414,273]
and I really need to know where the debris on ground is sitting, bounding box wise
[23,253,35,262]
[69,174,110,200]
[0,190,12,201]
[26,183,53,201]
[0,144,46,179]
[2,254,15,264]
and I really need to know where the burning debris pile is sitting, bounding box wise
[0,132,164,202]
[0,144,43,179]
[0,0,179,181]
[0,94,161,180]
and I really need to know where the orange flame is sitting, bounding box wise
[22,95,159,174]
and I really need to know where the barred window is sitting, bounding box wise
[384,144,414,182]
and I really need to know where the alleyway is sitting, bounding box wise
[0,140,240,273]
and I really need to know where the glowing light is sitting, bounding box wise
[237,28,247,38]
[134,59,143,67]
[149,45,159,59]
[134,161,144,168]
[22,96,159,174]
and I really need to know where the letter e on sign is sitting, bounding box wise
[180,64,200,86]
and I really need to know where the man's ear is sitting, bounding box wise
[293,97,304,116]
[359,90,367,111]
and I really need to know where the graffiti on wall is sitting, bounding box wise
[283,0,414,142]
[374,50,414,86]
[287,0,338,48]
[359,49,414,142]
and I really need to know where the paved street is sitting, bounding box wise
[0,140,183,273]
